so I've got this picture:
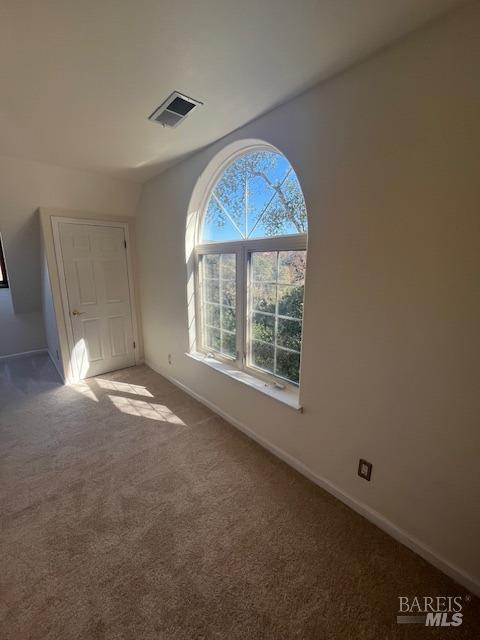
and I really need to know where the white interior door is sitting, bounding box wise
[59,222,136,378]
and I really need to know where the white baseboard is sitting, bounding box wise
[0,348,47,361]
[146,358,480,597]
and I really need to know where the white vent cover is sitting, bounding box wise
[148,91,202,128]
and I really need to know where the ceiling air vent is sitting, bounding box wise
[148,91,202,128]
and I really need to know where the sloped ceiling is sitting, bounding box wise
[0,0,468,183]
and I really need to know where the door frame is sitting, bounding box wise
[51,216,141,382]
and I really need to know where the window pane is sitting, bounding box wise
[252,283,276,314]
[277,317,302,351]
[205,280,219,303]
[206,327,221,351]
[275,348,300,384]
[250,172,307,238]
[278,285,304,319]
[206,303,220,327]
[202,198,243,243]
[278,250,306,284]
[222,331,236,357]
[200,150,307,242]
[251,341,274,374]
[251,312,274,344]
[201,253,236,358]
[252,251,277,282]
[221,253,236,279]
[222,306,235,332]
[222,280,236,307]
[248,250,305,384]
[204,254,220,279]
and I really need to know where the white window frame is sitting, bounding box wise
[195,232,307,391]
[192,143,308,394]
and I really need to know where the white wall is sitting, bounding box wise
[0,289,45,357]
[137,4,480,593]
[40,249,63,378]
[0,154,141,357]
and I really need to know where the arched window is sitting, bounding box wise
[194,146,307,387]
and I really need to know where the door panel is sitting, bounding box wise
[103,260,124,302]
[59,222,136,378]
[83,318,103,361]
[75,261,97,305]
[109,316,128,356]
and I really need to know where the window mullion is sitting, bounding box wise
[235,246,242,365]
[273,251,280,378]
[196,252,204,352]
[196,234,307,255]
[238,245,248,369]
[219,255,223,355]
[248,168,292,239]
[212,192,245,239]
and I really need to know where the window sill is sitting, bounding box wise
[185,351,302,411]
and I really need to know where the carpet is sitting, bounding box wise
[0,354,478,638]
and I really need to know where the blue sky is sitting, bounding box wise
[202,152,304,242]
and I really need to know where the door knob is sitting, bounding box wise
[72,309,85,316]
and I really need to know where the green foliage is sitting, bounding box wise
[252,341,274,372]
[252,313,274,343]
[249,250,305,384]
[222,331,236,357]
[276,348,300,383]
[222,307,235,332]
[278,284,304,320]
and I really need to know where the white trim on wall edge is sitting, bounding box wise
[0,348,47,361]
[48,350,65,382]
[146,358,480,597]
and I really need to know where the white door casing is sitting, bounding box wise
[58,222,136,379]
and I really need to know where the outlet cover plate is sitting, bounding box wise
[358,459,372,481]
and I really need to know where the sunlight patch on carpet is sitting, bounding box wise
[108,394,185,424]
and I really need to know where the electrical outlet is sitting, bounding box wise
[168,354,172,365]
[358,459,372,481]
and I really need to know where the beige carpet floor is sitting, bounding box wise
[0,354,478,639]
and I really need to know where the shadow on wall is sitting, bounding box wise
[5,211,42,314]
[0,289,46,357]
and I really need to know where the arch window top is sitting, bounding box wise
[201,149,307,244]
